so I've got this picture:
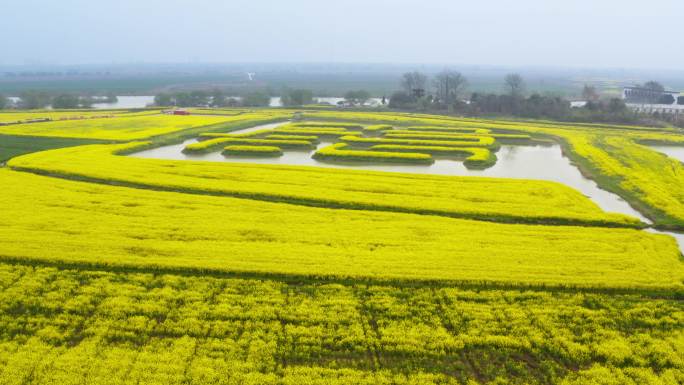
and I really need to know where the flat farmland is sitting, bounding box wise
[0,109,682,384]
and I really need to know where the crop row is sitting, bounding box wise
[338,135,497,149]
[1,168,675,289]
[265,134,320,143]
[291,121,364,130]
[369,145,496,169]
[7,143,647,228]
[314,143,434,164]
[185,137,314,153]
[223,145,283,157]
[0,262,680,384]
[0,111,290,141]
[362,124,393,132]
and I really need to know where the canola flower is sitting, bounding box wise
[8,142,643,227]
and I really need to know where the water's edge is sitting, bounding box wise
[129,123,684,253]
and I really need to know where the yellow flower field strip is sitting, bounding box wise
[0,109,163,124]
[314,143,434,164]
[265,134,320,143]
[223,145,283,156]
[8,142,643,227]
[0,263,680,383]
[0,112,291,141]
[386,130,531,140]
[0,169,678,289]
[363,124,393,132]
[185,137,313,153]
[339,135,497,148]
[291,122,364,130]
[369,145,496,169]
[383,133,497,142]
[404,126,491,134]
[272,128,356,137]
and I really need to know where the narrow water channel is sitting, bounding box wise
[645,145,684,250]
[130,123,684,252]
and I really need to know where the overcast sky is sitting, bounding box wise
[2,0,682,69]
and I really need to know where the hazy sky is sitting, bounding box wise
[2,0,682,69]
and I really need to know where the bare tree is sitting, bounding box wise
[400,71,428,98]
[504,73,525,97]
[433,70,467,104]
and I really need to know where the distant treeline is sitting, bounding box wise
[154,89,314,108]
[0,91,118,109]
[153,89,375,108]
[388,71,681,126]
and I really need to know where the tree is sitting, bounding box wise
[643,81,665,92]
[242,91,271,107]
[344,90,371,106]
[388,91,415,109]
[173,92,192,107]
[154,93,174,107]
[582,85,599,101]
[79,96,94,108]
[105,92,118,103]
[190,91,210,107]
[433,70,467,106]
[659,94,675,105]
[504,73,525,97]
[607,98,627,113]
[19,91,51,109]
[210,89,227,107]
[0,94,7,110]
[400,71,428,98]
[52,94,80,109]
[281,89,313,106]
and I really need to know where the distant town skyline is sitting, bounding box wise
[3,0,683,69]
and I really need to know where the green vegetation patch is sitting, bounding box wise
[0,134,102,163]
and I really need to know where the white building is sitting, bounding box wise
[623,86,684,114]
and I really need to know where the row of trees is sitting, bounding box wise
[391,71,666,123]
[0,91,118,110]
[390,71,526,110]
[153,88,376,108]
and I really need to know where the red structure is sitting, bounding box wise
[173,110,190,115]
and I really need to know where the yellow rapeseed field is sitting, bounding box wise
[8,142,642,227]
[0,169,679,289]
[0,111,289,140]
